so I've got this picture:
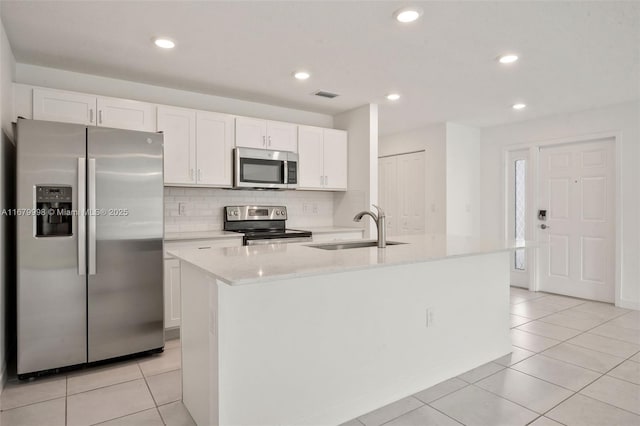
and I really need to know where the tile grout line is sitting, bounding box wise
[88,407,160,426]
[514,292,640,422]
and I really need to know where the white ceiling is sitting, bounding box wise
[1,1,639,136]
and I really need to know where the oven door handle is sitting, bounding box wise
[283,160,288,185]
[246,237,312,246]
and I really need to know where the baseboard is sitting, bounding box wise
[165,327,180,341]
[618,298,640,310]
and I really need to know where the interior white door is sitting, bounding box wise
[196,112,234,186]
[378,151,425,236]
[397,152,425,234]
[538,138,615,302]
[378,156,398,236]
[507,149,531,288]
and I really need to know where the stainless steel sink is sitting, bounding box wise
[307,240,407,250]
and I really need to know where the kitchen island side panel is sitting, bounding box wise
[181,263,218,426]
[213,251,510,426]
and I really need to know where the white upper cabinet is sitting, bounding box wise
[298,126,347,191]
[33,88,156,131]
[157,106,197,185]
[236,117,297,152]
[235,117,267,149]
[266,121,297,151]
[33,88,96,125]
[196,112,234,186]
[322,129,348,190]
[298,126,324,188]
[96,97,156,131]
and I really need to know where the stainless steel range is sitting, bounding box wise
[224,206,312,245]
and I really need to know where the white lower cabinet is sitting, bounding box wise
[163,238,242,330]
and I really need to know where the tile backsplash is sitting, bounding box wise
[164,187,335,233]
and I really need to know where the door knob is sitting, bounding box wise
[540,224,550,229]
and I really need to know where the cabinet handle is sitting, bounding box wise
[98,110,103,124]
[89,109,94,123]
[324,175,328,186]
[320,175,323,186]
[198,169,202,181]
[190,168,194,181]
[268,135,271,147]
[263,135,266,147]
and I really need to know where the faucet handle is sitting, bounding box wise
[372,204,386,217]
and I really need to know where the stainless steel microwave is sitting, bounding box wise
[233,147,298,189]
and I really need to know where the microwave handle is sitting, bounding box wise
[283,160,288,184]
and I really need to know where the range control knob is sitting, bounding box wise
[275,211,280,216]
[231,210,238,216]
[280,210,286,216]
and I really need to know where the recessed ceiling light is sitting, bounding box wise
[153,38,175,49]
[386,93,401,101]
[394,7,423,23]
[498,54,519,64]
[512,103,527,110]
[293,71,310,80]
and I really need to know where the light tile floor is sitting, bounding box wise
[343,287,640,426]
[0,338,194,426]
[1,288,639,426]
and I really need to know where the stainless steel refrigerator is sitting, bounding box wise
[17,118,164,377]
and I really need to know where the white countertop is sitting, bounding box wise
[167,234,527,286]
[164,231,242,241]
[164,226,363,242]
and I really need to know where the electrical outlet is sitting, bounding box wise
[312,203,318,214]
[425,308,435,327]
[179,202,187,216]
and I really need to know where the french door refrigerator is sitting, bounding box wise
[17,118,164,377]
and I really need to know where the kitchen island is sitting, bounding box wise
[168,235,524,426]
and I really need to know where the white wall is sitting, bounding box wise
[333,105,378,238]
[445,123,481,237]
[0,15,16,392]
[164,188,335,233]
[13,64,333,128]
[480,101,640,309]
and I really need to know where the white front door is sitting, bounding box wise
[538,138,615,302]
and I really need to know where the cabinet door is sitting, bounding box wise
[267,121,297,152]
[235,117,267,149]
[157,106,197,185]
[297,126,325,189]
[97,97,156,131]
[33,88,97,125]
[323,129,348,190]
[163,259,181,329]
[196,112,234,186]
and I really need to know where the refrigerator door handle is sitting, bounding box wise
[78,158,86,275]
[88,158,97,275]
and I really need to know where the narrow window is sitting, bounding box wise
[514,159,526,270]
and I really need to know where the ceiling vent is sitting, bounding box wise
[314,90,339,99]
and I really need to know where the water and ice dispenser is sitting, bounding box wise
[35,185,73,237]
